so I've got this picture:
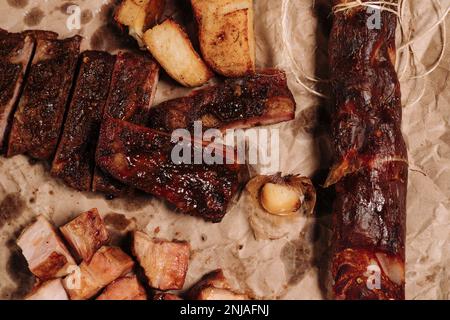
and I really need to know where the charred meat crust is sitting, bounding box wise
[7,35,82,160]
[328,1,407,300]
[51,51,116,191]
[92,51,159,196]
[96,117,246,222]
[103,51,159,123]
[0,31,35,152]
[147,69,296,132]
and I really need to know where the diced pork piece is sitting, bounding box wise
[26,279,69,300]
[17,215,76,280]
[63,246,134,300]
[132,231,190,291]
[153,293,183,300]
[96,275,147,300]
[59,208,110,262]
[187,269,249,300]
[0,31,35,152]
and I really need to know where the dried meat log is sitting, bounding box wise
[96,117,247,222]
[326,0,407,300]
[147,69,296,133]
[51,51,116,191]
[92,51,159,196]
[7,35,82,160]
[0,30,35,152]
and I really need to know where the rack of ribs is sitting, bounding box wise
[96,117,247,222]
[0,30,56,152]
[7,35,82,160]
[147,69,296,133]
[51,51,116,191]
[92,51,159,197]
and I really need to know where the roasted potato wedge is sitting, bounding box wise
[143,19,213,87]
[191,0,255,77]
[115,0,166,40]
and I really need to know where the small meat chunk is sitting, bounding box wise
[187,269,249,300]
[96,275,147,300]
[26,279,69,300]
[132,231,190,291]
[153,293,182,300]
[17,215,76,280]
[63,246,134,300]
[60,208,109,262]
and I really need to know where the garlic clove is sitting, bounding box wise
[260,182,302,215]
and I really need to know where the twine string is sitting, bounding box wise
[281,0,449,104]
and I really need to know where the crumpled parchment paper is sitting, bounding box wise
[0,0,448,300]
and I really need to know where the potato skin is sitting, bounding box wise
[191,0,256,77]
[115,0,166,37]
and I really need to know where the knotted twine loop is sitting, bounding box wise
[281,0,449,104]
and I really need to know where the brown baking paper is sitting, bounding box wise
[0,0,448,300]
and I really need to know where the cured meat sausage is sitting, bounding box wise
[326,0,407,299]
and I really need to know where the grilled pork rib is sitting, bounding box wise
[96,117,246,222]
[92,51,159,196]
[7,35,82,160]
[0,30,35,152]
[51,51,116,191]
[147,69,296,132]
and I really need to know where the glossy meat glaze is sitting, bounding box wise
[327,0,407,299]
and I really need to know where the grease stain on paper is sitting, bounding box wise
[81,9,93,25]
[0,193,26,230]
[106,193,154,212]
[7,0,29,9]
[59,2,77,15]
[5,240,35,299]
[281,232,313,285]
[23,7,44,27]
[104,212,135,231]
